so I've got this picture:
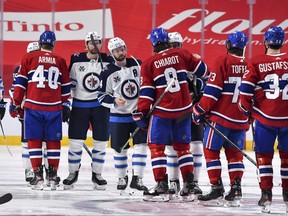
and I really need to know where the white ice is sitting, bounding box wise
[0,145,286,216]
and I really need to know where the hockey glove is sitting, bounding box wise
[9,104,24,120]
[192,102,206,125]
[132,111,149,130]
[62,100,71,123]
[238,100,250,117]
[0,99,7,120]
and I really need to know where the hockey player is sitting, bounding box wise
[63,31,114,190]
[239,26,288,213]
[165,31,206,196]
[133,27,208,201]
[192,31,249,206]
[98,37,148,193]
[13,30,71,190]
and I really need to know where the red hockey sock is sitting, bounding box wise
[46,140,61,171]
[28,139,42,172]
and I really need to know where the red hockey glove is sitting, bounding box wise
[192,102,206,125]
[132,111,149,130]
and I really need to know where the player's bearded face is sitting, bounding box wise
[87,41,101,54]
[113,46,127,61]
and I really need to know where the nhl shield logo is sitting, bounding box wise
[121,79,139,100]
[83,72,101,92]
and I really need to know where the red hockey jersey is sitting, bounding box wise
[199,54,249,130]
[138,48,208,119]
[14,50,71,111]
[239,53,288,127]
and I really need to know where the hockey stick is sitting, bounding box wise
[121,78,176,151]
[0,193,13,205]
[0,117,13,157]
[250,118,261,184]
[90,33,104,70]
[203,118,257,167]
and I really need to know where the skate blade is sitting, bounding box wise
[49,181,58,191]
[129,188,145,196]
[285,202,288,213]
[260,202,271,213]
[143,194,169,202]
[119,189,127,196]
[93,183,106,190]
[31,182,44,190]
[200,198,224,207]
[225,199,241,207]
[63,184,74,190]
[181,194,195,202]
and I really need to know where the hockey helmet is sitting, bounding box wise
[168,32,183,43]
[108,37,126,53]
[27,41,40,53]
[150,27,169,46]
[85,31,102,44]
[226,31,248,49]
[39,30,56,47]
[264,26,285,46]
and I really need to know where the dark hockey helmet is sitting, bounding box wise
[39,30,56,47]
[226,31,248,49]
[264,26,285,46]
[149,27,169,46]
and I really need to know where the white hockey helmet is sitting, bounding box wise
[27,41,40,53]
[168,32,183,43]
[108,37,126,53]
[85,31,102,45]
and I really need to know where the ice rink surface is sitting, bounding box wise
[0,145,286,216]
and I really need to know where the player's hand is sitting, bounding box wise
[0,100,7,120]
[238,101,250,117]
[115,98,126,106]
[192,102,206,125]
[10,104,24,120]
[62,100,71,123]
[132,111,149,130]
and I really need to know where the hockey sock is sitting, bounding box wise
[46,140,61,171]
[132,144,148,178]
[279,150,288,190]
[173,142,193,181]
[190,140,203,182]
[68,139,83,173]
[165,145,179,181]
[204,148,222,185]
[113,149,128,178]
[149,144,166,182]
[28,139,43,172]
[257,152,274,190]
[92,140,107,174]
[225,146,244,185]
[21,142,32,169]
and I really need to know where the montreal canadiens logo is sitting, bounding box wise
[121,79,139,100]
[83,72,100,92]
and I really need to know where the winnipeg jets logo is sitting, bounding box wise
[114,76,121,83]
[79,65,85,72]
[83,72,100,92]
[121,79,139,100]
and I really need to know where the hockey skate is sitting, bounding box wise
[192,181,202,196]
[198,179,225,206]
[30,165,44,190]
[47,165,59,190]
[179,173,195,202]
[224,178,242,207]
[92,172,107,190]
[168,180,180,200]
[25,169,34,184]
[63,171,79,190]
[129,175,148,195]
[143,180,169,202]
[283,189,288,213]
[258,189,272,213]
[117,175,128,195]
[45,167,61,188]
